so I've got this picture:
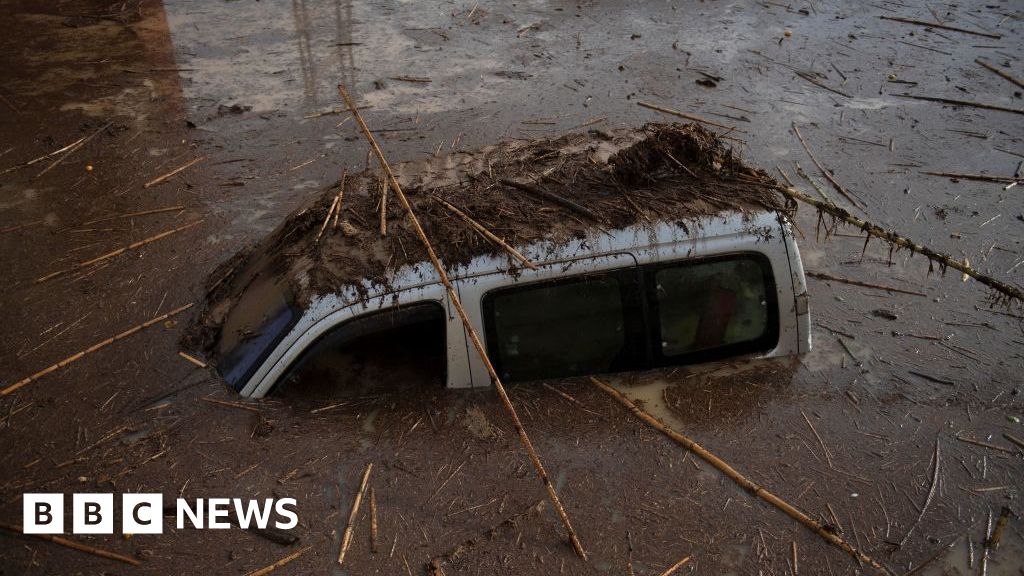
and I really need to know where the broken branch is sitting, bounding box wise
[879,15,1001,39]
[0,521,140,566]
[143,156,205,188]
[338,462,373,566]
[637,101,736,131]
[589,376,892,575]
[339,83,587,560]
[434,196,537,269]
[806,271,927,297]
[500,178,607,225]
[1,303,193,396]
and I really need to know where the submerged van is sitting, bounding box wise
[190,123,811,398]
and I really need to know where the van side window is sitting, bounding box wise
[272,302,446,400]
[483,273,636,382]
[649,255,777,362]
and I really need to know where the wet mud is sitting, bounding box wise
[0,0,1022,574]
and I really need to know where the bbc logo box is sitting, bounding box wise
[23,493,163,534]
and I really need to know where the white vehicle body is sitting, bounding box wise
[238,210,810,398]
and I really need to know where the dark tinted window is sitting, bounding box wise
[484,274,630,382]
[650,255,777,362]
[216,275,299,390]
[272,302,446,400]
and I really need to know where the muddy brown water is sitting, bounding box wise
[1,0,1022,574]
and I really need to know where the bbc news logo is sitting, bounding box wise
[24,494,298,534]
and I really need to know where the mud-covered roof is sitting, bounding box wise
[187,122,789,353]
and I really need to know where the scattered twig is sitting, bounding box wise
[656,555,692,576]
[806,271,927,297]
[339,83,587,560]
[955,435,1015,454]
[434,197,537,269]
[637,101,737,131]
[338,462,373,566]
[975,59,1024,89]
[500,178,606,225]
[0,521,140,566]
[897,437,940,548]
[35,122,113,179]
[588,376,892,575]
[178,351,207,368]
[143,156,205,188]
[245,545,313,576]
[1003,433,1024,451]
[370,487,379,553]
[201,396,260,413]
[879,15,1001,39]
[37,220,203,282]
[1,303,193,395]
[919,171,1018,183]
[792,123,863,208]
[897,94,1023,116]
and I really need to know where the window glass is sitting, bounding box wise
[486,275,626,382]
[654,257,772,357]
[273,303,446,400]
[216,275,298,390]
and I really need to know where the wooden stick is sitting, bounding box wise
[339,83,587,560]
[500,178,606,225]
[245,545,313,576]
[792,123,863,208]
[201,396,261,413]
[806,271,928,297]
[919,171,1018,183]
[83,205,186,225]
[0,521,140,566]
[35,122,113,179]
[879,15,1001,39]
[379,174,388,237]
[955,435,1015,454]
[332,171,347,231]
[315,192,342,244]
[434,197,537,269]
[588,376,892,575]
[369,487,379,553]
[897,437,939,548]
[975,59,1024,89]
[1003,433,1024,451]
[37,220,203,283]
[338,462,373,566]
[897,94,1023,116]
[774,186,1024,304]
[178,351,207,368]
[1,303,193,396]
[656,555,692,576]
[637,101,736,130]
[143,156,205,188]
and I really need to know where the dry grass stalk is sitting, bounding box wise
[637,101,736,131]
[143,156,205,188]
[37,220,202,283]
[339,82,587,560]
[245,545,313,576]
[338,462,373,566]
[589,376,892,575]
[1,303,193,396]
[0,521,140,566]
[434,196,537,269]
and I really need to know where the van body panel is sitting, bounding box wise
[236,210,810,397]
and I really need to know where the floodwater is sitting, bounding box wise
[0,0,1022,574]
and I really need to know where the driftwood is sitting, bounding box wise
[500,178,607,225]
[806,271,927,297]
[0,521,140,566]
[37,220,203,283]
[919,171,1018,184]
[434,197,537,270]
[656,555,692,576]
[1,303,193,396]
[879,15,1001,39]
[775,186,1024,305]
[975,59,1024,89]
[338,462,373,566]
[792,123,863,208]
[245,545,313,576]
[589,376,892,575]
[897,94,1023,116]
[143,156,205,188]
[637,101,736,131]
[339,83,587,560]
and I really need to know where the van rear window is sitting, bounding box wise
[482,254,778,382]
[651,256,776,361]
[484,274,629,382]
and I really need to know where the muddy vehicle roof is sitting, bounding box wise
[187,122,789,353]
